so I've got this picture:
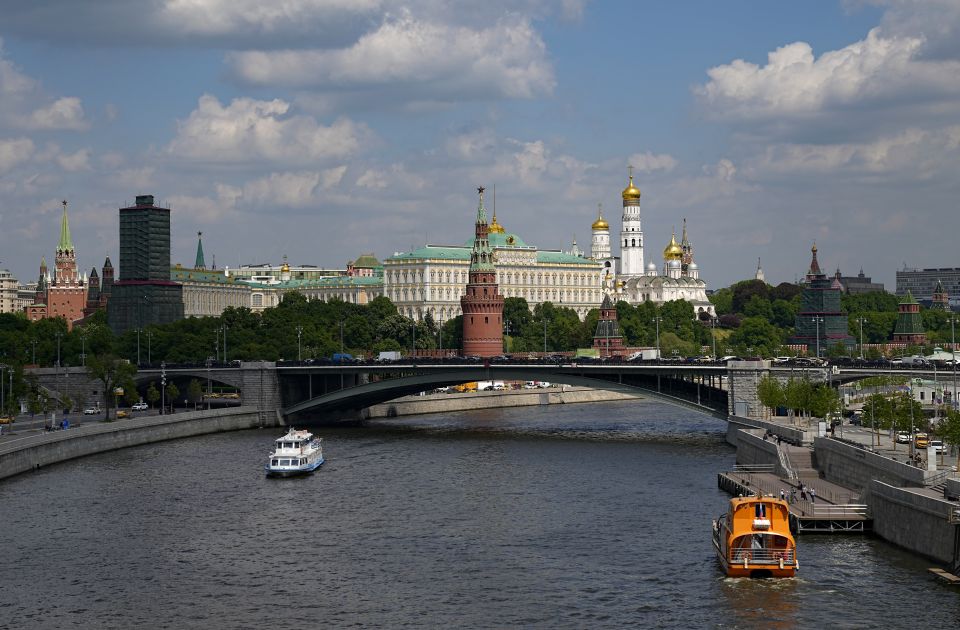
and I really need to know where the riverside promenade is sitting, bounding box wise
[724,413,960,570]
[0,406,281,481]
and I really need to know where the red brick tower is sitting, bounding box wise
[592,294,624,357]
[461,186,504,357]
[47,200,88,329]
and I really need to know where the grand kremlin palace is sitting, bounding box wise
[384,215,604,323]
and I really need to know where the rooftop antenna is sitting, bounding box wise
[493,183,496,218]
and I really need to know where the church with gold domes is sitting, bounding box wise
[590,171,714,318]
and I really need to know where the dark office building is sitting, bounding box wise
[833,267,884,294]
[107,195,183,334]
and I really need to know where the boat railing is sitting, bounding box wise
[731,548,796,565]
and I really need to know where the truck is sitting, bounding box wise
[477,380,506,391]
[626,349,660,362]
[377,351,402,362]
[901,355,930,367]
[453,382,478,393]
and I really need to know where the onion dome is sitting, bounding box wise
[663,230,683,260]
[592,205,609,231]
[668,258,681,269]
[621,174,641,202]
[646,261,657,272]
[688,261,699,270]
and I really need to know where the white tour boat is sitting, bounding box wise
[264,428,324,477]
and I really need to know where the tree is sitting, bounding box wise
[728,317,783,357]
[937,407,960,456]
[187,379,204,409]
[757,376,785,417]
[146,382,160,409]
[87,354,137,420]
[165,382,180,412]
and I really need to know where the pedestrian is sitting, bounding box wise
[809,487,816,503]
[779,488,786,501]
[777,434,782,445]
[763,432,769,441]
[790,488,797,504]
[800,483,807,501]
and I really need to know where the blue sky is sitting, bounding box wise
[1,0,958,292]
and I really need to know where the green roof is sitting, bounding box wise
[241,275,383,290]
[352,253,381,267]
[171,267,240,284]
[386,245,471,262]
[537,250,597,265]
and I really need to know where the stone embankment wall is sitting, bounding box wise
[868,481,959,565]
[0,406,281,481]
[813,437,929,491]
[726,415,811,447]
[365,387,642,419]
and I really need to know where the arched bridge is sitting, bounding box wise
[279,363,730,421]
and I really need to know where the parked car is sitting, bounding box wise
[896,432,911,444]
[116,410,129,419]
[132,402,149,411]
[929,439,945,453]
[83,407,100,415]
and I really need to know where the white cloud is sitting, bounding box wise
[0,40,90,132]
[56,147,92,171]
[696,28,960,121]
[628,151,678,173]
[746,126,960,178]
[228,13,555,103]
[158,0,378,37]
[241,168,346,207]
[167,94,367,164]
[0,137,35,173]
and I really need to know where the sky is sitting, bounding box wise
[1,0,959,291]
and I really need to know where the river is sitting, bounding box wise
[0,400,957,629]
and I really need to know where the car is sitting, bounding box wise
[896,432,911,444]
[132,402,149,411]
[116,410,129,419]
[929,439,945,453]
[83,407,100,415]
[0,416,12,425]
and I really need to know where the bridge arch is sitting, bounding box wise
[282,369,728,421]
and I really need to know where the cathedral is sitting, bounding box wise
[589,170,714,318]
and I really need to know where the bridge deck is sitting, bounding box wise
[718,471,871,534]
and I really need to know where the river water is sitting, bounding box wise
[1,400,957,629]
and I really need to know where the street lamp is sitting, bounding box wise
[856,317,867,360]
[543,314,548,356]
[222,324,228,362]
[136,328,142,366]
[503,319,512,353]
[652,316,662,362]
[710,317,717,360]
[949,316,958,411]
[146,330,152,366]
[79,332,87,368]
[296,325,303,361]
[411,320,416,358]
[161,362,166,415]
[205,358,212,410]
[812,316,824,359]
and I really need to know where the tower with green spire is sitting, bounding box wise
[460,186,504,357]
[53,199,79,285]
[892,291,926,344]
[195,231,206,270]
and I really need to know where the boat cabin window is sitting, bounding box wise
[272,459,279,466]
[754,503,767,518]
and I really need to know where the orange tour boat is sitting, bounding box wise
[713,495,798,578]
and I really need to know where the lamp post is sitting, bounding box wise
[710,317,717,360]
[812,316,824,359]
[503,319,512,353]
[30,339,37,365]
[543,314,548,356]
[205,358,212,410]
[411,320,416,359]
[136,328,141,366]
[79,332,87,368]
[160,362,166,415]
[146,330,152,366]
[222,324,228,363]
[652,316,662,362]
[296,325,303,361]
[950,316,958,412]
[438,316,443,356]
[856,317,867,360]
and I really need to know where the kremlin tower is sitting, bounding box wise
[461,187,504,357]
[27,200,88,329]
[619,167,644,278]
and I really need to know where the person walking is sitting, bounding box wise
[789,488,798,504]
[809,487,816,504]
[799,483,807,501]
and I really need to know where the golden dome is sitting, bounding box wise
[489,211,505,234]
[663,231,683,260]
[591,205,609,231]
[621,174,641,202]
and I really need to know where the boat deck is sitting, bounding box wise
[718,470,871,533]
